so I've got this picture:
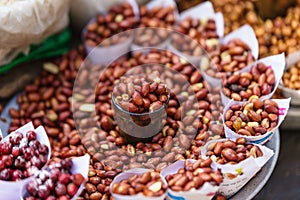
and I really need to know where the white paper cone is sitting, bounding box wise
[70,154,90,200]
[21,154,90,200]
[0,122,51,200]
[111,168,167,200]
[168,2,224,66]
[160,160,219,200]
[201,24,258,88]
[221,24,258,60]
[179,1,215,21]
[82,0,139,65]
[179,1,224,38]
[145,0,179,20]
[221,53,286,106]
[223,98,291,144]
[201,139,274,198]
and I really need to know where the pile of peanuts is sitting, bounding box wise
[165,159,223,192]
[282,60,300,90]
[171,17,219,55]
[255,6,300,57]
[67,48,224,199]
[222,62,276,101]
[8,47,87,160]
[83,2,136,47]
[133,4,176,47]
[212,0,300,58]
[206,138,263,165]
[211,0,262,35]
[113,74,168,113]
[6,1,295,199]
[204,38,255,79]
[225,98,279,136]
[112,171,167,196]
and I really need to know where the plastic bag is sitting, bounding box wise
[0,0,70,65]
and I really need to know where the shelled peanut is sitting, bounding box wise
[222,62,275,101]
[225,98,279,136]
[113,75,168,113]
[213,194,227,200]
[165,158,223,192]
[171,17,219,55]
[112,171,167,196]
[206,138,263,164]
[283,61,300,90]
[83,2,136,47]
[255,6,300,57]
[204,38,255,79]
[133,4,176,46]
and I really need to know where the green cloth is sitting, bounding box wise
[0,28,71,74]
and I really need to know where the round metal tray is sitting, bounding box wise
[0,95,280,200]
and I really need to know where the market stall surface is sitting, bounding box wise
[254,129,300,200]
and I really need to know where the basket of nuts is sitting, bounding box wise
[161,158,223,200]
[201,138,274,198]
[279,51,300,105]
[111,168,167,200]
[223,98,290,144]
[0,122,51,200]
[221,53,285,106]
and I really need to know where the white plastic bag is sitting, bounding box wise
[0,0,70,65]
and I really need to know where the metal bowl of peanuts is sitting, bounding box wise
[279,60,300,106]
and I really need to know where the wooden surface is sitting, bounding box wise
[0,61,43,101]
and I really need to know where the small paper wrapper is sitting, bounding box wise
[111,168,167,200]
[223,98,291,144]
[0,122,51,200]
[179,1,224,38]
[221,53,286,106]
[82,0,139,65]
[160,159,219,200]
[201,139,274,198]
[201,24,259,88]
[221,24,258,60]
[21,154,90,200]
[144,0,179,22]
[131,0,179,53]
[167,1,224,66]
[279,50,300,105]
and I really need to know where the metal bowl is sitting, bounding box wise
[280,51,300,105]
[279,83,300,106]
